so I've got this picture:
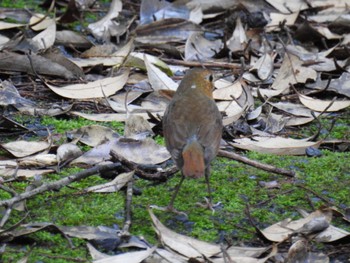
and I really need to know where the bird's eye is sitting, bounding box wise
[206,74,214,82]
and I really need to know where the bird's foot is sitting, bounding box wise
[149,205,188,218]
[196,197,222,214]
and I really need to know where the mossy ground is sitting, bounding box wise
[1,113,349,262]
[1,1,350,261]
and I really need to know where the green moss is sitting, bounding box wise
[41,116,124,134]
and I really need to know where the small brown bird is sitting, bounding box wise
[162,68,223,212]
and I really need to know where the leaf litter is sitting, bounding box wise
[0,0,349,261]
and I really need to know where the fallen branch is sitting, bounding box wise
[0,163,121,208]
[110,150,178,181]
[218,150,295,177]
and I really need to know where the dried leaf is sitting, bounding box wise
[87,0,123,40]
[213,79,242,100]
[32,19,56,50]
[226,17,247,53]
[85,171,134,193]
[57,143,83,163]
[185,32,223,61]
[69,125,119,147]
[298,94,350,112]
[230,136,321,155]
[2,140,50,158]
[144,54,177,91]
[111,137,170,165]
[45,70,129,99]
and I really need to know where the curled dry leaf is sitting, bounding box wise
[231,136,321,155]
[266,12,299,32]
[18,154,57,167]
[70,142,113,166]
[261,209,350,243]
[124,115,154,139]
[213,79,242,100]
[226,17,247,53]
[32,18,56,50]
[261,54,317,98]
[144,54,177,91]
[29,13,56,31]
[149,208,272,261]
[251,53,274,80]
[1,140,50,158]
[84,171,134,193]
[87,0,123,40]
[57,143,83,164]
[0,80,35,107]
[0,168,54,179]
[69,125,119,147]
[45,70,129,99]
[298,93,350,112]
[71,39,134,67]
[93,245,156,263]
[111,137,170,165]
[185,32,223,61]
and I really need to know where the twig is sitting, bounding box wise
[110,150,178,181]
[0,163,121,208]
[296,184,338,208]
[161,58,250,70]
[122,179,133,235]
[218,149,295,177]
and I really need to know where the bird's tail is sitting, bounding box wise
[182,140,205,178]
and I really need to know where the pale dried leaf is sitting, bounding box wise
[2,140,50,158]
[266,12,299,31]
[32,19,56,50]
[0,21,25,30]
[265,0,308,13]
[18,154,57,167]
[226,17,247,53]
[149,208,221,258]
[45,70,129,99]
[29,13,55,31]
[251,53,274,80]
[71,39,133,67]
[94,246,156,263]
[144,54,177,91]
[85,171,134,193]
[230,136,321,155]
[88,0,123,40]
[271,54,317,93]
[69,125,118,147]
[298,94,350,112]
[0,168,54,178]
[111,137,170,165]
[185,32,223,61]
[213,79,242,100]
[57,143,83,163]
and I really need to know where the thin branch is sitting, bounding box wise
[218,149,295,177]
[0,163,121,208]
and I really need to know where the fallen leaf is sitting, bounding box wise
[45,70,129,99]
[144,54,177,91]
[84,171,134,193]
[230,136,321,155]
[298,93,350,112]
[2,140,50,158]
[111,137,170,165]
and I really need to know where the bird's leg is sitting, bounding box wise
[168,174,185,210]
[150,175,187,217]
[196,167,220,213]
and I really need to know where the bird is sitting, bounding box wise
[161,68,223,213]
